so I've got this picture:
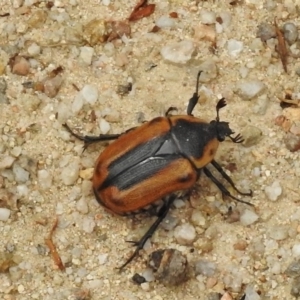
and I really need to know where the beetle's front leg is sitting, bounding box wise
[203,167,253,206]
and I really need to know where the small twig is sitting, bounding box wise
[274,18,288,73]
[45,217,65,271]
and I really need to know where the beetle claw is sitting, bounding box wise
[230,133,244,143]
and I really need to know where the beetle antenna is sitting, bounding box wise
[187,70,203,115]
[216,98,227,122]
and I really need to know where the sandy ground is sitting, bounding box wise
[1,0,300,299]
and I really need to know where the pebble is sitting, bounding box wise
[27,9,48,28]
[284,133,300,152]
[271,261,281,275]
[256,23,276,42]
[241,125,262,147]
[81,216,95,233]
[116,83,132,95]
[174,223,196,245]
[264,181,282,201]
[98,253,108,265]
[161,215,179,231]
[191,210,206,227]
[160,40,195,64]
[252,94,269,115]
[0,155,15,169]
[17,284,25,293]
[285,259,300,277]
[115,53,128,67]
[43,75,63,98]
[142,268,155,282]
[206,277,218,288]
[12,56,30,76]
[0,49,9,75]
[140,282,150,291]
[193,24,216,43]
[220,292,233,300]
[27,43,41,56]
[282,22,298,45]
[148,249,188,286]
[13,163,30,183]
[103,109,120,123]
[83,19,108,46]
[81,180,92,196]
[219,12,232,30]
[293,245,300,257]
[239,209,259,226]
[155,16,176,28]
[37,169,53,189]
[207,292,222,300]
[199,10,216,24]
[269,225,289,241]
[291,277,300,298]
[194,260,216,277]
[79,168,93,180]
[79,46,94,65]
[107,20,131,42]
[227,39,243,57]
[0,208,11,221]
[173,198,185,208]
[81,84,98,105]
[76,197,89,214]
[0,77,7,93]
[72,93,84,114]
[236,80,266,100]
[10,146,22,157]
[60,161,80,185]
[198,59,217,82]
[99,118,111,134]
[244,285,260,300]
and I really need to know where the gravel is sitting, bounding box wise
[160,40,195,64]
[173,223,196,245]
[1,0,300,299]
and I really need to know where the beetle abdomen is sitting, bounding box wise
[94,157,197,214]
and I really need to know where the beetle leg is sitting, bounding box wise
[63,123,138,150]
[165,106,178,116]
[118,194,177,271]
[203,167,253,206]
[187,70,202,115]
[210,160,253,196]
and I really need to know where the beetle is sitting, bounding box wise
[63,71,252,270]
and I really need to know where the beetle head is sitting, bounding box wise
[210,98,244,143]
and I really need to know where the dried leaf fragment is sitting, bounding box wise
[150,25,160,33]
[45,217,65,271]
[106,20,131,42]
[129,0,155,22]
[169,12,178,18]
[274,18,288,73]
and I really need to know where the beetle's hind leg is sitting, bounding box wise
[211,160,252,196]
[203,167,253,206]
[118,194,177,271]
